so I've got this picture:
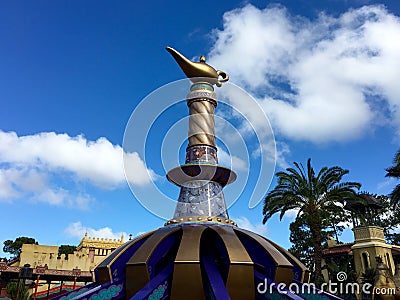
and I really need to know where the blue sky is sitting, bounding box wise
[1,0,400,258]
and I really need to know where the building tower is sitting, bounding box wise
[352,226,395,276]
[345,194,397,276]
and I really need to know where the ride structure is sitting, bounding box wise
[55,47,343,300]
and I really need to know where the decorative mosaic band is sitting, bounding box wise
[173,180,229,218]
[190,82,214,92]
[187,82,218,107]
[187,97,217,108]
[185,145,218,164]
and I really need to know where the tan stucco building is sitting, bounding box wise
[322,226,400,282]
[12,233,124,274]
[2,234,125,299]
[351,226,397,275]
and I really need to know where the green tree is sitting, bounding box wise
[288,216,314,271]
[322,256,356,298]
[6,280,29,300]
[58,245,77,259]
[360,267,375,295]
[366,194,400,229]
[3,237,38,259]
[345,193,388,227]
[386,149,400,207]
[346,193,400,246]
[362,194,400,246]
[262,158,361,284]
[386,233,400,246]
[288,210,349,272]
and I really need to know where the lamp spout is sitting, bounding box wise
[166,46,228,86]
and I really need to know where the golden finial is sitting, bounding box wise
[166,46,229,87]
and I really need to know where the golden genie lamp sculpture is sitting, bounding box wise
[165,46,229,87]
[53,47,338,300]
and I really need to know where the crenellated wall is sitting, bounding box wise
[15,234,124,273]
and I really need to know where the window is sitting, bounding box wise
[362,252,370,270]
[386,253,392,273]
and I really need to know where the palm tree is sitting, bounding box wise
[262,158,361,284]
[385,149,400,207]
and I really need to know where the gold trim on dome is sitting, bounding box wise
[164,216,237,227]
[125,227,180,298]
[210,226,255,300]
[96,230,156,283]
[171,225,207,299]
[234,227,293,284]
[267,238,311,283]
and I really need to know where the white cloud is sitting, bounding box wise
[283,209,300,219]
[218,148,248,171]
[235,216,269,236]
[0,166,94,209]
[0,168,24,199]
[0,131,155,207]
[376,177,397,194]
[124,152,157,187]
[34,189,95,210]
[64,222,128,241]
[337,221,353,228]
[0,131,153,187]
[209,4,400,143]
[275,141,291,169]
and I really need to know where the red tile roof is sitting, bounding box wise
[322,244,353,255]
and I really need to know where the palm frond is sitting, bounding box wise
[389,183,400,206]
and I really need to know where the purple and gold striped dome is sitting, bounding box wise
[90,222,310,299]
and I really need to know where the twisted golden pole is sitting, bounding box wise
[188,100,216,147]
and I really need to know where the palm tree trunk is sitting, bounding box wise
[332,223,339,243]
[312,234,323,285]
[308,215,323,285]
